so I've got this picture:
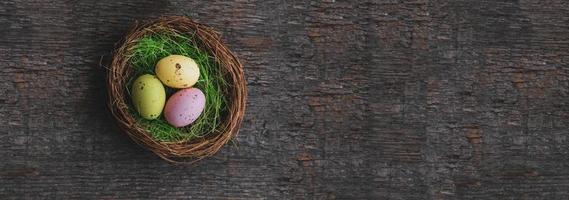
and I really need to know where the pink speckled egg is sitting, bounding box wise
[164,88,206,127]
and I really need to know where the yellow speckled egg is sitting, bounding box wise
[155,55,200,88]
[131,74,166,119]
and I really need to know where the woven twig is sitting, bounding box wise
[107,16,247,163]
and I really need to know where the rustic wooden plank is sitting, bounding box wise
[0,0,568,199]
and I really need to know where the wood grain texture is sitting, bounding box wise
[1,0,568,199]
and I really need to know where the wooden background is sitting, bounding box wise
[1,0,569,199]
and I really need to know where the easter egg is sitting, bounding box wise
[155,55,200,88]
[164,88,206,127]
[131,74,166,119]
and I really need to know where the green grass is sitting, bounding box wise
[125,29,228,142]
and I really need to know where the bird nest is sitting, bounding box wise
[107,16,246,163]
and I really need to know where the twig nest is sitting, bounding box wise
[107,16,247,163]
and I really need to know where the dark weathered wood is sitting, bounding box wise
[1,0,569,199]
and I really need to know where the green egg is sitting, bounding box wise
[131,74,166,119]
